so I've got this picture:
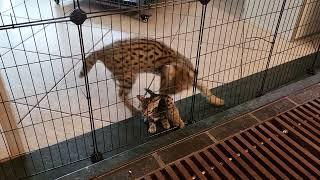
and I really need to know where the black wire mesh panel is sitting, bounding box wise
[0,0,320,179]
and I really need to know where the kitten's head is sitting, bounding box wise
[137,94,161,119]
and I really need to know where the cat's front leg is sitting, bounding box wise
[160,118,170,129]
[148,122,157,134]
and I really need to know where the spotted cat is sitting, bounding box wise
[137,89,184,133]
[79,38,224,114]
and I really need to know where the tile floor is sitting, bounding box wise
[0,0,319,160]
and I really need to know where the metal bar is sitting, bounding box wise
[256,0,287,96]
[190,1,208,123]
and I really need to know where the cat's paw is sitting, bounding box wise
[179,121,185,129]
[162,121,171,129]
[148,124,157,134]
[209,96,225,106]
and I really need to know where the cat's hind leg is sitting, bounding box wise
[160,117,170,129]
[117,75,140,115]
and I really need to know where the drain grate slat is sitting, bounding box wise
[211,145,248,179]
[236,134,289,179]
[220,141,261,179]
[251,127,314,178]
[164,166,179,179]
[175,161,192,179]
[139,99,320,179]
[193,153,220,179]
[244,130,302,179]
[228,138,275,179]
[202,149,234,179]
[275,117,320,152]
[258,125,320,176]
[184,158,206,179]
[266,122,320,165]
[154,171,164,180]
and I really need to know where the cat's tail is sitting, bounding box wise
[79,52,99,78]
[196,82,225,106]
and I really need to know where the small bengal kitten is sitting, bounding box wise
[137,89,184,133]
[79,38,224,114]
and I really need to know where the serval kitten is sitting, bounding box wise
[137,89,184,134]
[79,38,224,114]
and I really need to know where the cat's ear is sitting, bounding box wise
[137,95,145,102]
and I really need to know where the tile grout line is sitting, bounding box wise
[151,152,166,168]
[205,131,218,143]
[285,96,300,106]
[248,113,262,122]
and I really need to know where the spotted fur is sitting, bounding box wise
[79,38,224,114]
[137,90,184,134]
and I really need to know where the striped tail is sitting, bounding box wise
[79,53,98,78]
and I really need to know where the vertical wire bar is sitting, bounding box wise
[190,1,208,123]
[241,0,269,102]
[96,17,106,153]
[77,24,102,162]
[263,0,298,90]
[206,0,223,116]
[100,17,114,153]
[182,2,192,121]
[227,0,246,107]
[128,9,133,144]
[48,0,84,162]
[268,0,315,89]
[256,0,287,96]
[64,23,89,157]
[170,0,176,129]
[88,16,105,153]
[308,42,320,75]
[222,0,244,108]
[212,0,230,113]
[306,1,320,75]
[118,0,124,148]
[175,1,185,115]
[247,1,280,99]
[138,0,144,140]
[200,0,216,119]
[206,0,228,117]
[267,0,318,90]
[109,13,120,149]
[214,0,235,110]
[257,2,286,92]
[52,23,82,161]
[186,1,199,121]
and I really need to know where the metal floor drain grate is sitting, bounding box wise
[139,98,320,179]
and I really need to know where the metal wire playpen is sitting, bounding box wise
[0,0,320,178]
